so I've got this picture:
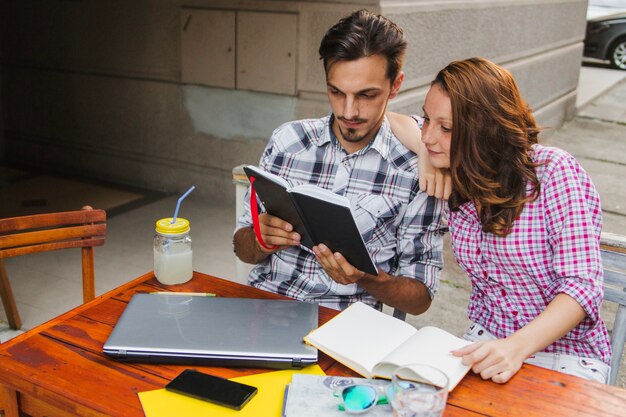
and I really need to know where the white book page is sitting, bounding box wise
[304,302,416,378]
[245,165,290,188]
[372,326,472,390]
[289,184,350,208]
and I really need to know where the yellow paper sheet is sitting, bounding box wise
[138,365,325,417]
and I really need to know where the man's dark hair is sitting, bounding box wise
[318,9,407,82]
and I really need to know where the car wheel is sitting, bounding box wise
[609,37,626,70]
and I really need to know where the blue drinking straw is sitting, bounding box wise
[171,185,196,224]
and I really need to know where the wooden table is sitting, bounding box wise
[0,271,625,417]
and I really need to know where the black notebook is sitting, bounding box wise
[244,165,377,275]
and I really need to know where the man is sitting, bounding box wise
[233,9,445,314]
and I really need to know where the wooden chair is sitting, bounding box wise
[0,206,106,330]
[600,232,626,385]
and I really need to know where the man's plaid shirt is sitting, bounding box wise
[235,115,446,311]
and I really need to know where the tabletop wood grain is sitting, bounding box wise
[0,271,624,417]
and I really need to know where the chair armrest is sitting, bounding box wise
[601,232,626,254]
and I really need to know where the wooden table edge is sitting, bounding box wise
[0,272,155,350]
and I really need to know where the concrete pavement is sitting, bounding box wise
[576,64,626,109]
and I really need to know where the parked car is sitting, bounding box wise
[584,9,626,70]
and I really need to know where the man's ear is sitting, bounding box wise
[389,71,405,99]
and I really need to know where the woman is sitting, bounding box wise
[389,57,611,384]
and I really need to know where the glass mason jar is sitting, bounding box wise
[153,217,193,285]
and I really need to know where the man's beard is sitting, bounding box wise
[339,127,367,143]
[336,117,369,143]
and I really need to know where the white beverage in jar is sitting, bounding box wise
[153,247,193,285]
[153,217,193,285]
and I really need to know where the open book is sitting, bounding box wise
[243,165,377,275]
[304,302,472,391]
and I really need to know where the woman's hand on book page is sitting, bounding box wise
[311,243,366,285]
[451,338,527,384]
[256,213,301,252]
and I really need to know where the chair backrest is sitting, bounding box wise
[0,207,106,258]
[0,206,106,329]
[600,232,626,385]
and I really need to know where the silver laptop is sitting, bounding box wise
[103,293,318,369]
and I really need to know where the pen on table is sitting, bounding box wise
[150,292,216,297]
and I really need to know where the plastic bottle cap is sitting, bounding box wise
[155,218,190,235]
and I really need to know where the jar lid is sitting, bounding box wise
[155,218,190,235]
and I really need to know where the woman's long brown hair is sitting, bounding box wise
[436,57,541,236]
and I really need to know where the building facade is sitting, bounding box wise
[0,0,588,201]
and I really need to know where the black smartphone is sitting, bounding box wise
[165,369,257,410]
